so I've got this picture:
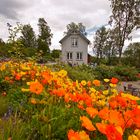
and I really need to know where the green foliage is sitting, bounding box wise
[20,24,37,48]
[65,22,87,35]
[93,27,118,65]
[51,49,61,59]
[114,65,139,81]
[0,96,9,117]
[37,18,53,55]
[94,64,139,81]
[0,61,139,139]
[109,0,139,59]
[94,64,119,80]
[123,42,140,68]
[51,64,139,82]
[93,26,108,59]
[22,47,37,58]
[63,64,96,81]
[0,39,7,57]
[7,23,25,59]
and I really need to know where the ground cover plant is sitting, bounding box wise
[0,60,140,140]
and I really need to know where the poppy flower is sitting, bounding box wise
[104,79,110,82]
[81,80,87,86]
[111,77,118,84]
[86,107,98,118]
[58,70,67,78]
[79,131,90,140]
[30,81,43,95]
[67,129,80,140]
[80,116,96,131]
[30,98,37,104]
[93,80,100,86]
[105,124,122,140]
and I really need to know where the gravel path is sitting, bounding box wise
[116,80,140,97]
[117,80,140,91]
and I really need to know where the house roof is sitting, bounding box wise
[59,31,90,44]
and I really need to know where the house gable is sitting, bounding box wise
[59,31,90,44]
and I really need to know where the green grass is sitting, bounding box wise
[0,95,9,117]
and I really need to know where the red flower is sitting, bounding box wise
[67,129,80,140]
[106,124,122,140]
[96,123,122,140]
[111,77,118,84]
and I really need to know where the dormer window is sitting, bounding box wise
[71,37,78,47]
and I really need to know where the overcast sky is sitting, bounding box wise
[0,0,139,53]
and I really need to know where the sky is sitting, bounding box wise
[0,0,140,54]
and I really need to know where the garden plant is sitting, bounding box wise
[0,60,140,140]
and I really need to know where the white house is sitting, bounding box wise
[59,31,90,65]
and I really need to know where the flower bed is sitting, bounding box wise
[0,60,140,140]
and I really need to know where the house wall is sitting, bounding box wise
[61,34,88,65]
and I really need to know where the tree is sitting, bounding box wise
[65,22,87,35]
[103,29,118,64]
[37,18,53,55]
[109,0,139,60]
[51,49,61,59]
[20,24,37,48]
[93,26,108,59]
[7,22,24,59]
[0,38,6,56]
[93,27,118,64]
[123,42,140,68]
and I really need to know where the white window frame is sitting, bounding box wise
[67,52,73,60]
[76,52,83,60]
[71,37,78,47]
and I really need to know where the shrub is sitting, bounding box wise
[63,64,96,81]
[114,65,139,81]
[94,64,119,80]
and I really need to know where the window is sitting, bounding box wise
[71,37,78,47]
[67,52,73,60]
[76,52,83,60]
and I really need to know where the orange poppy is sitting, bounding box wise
[133,108,140,128]
[67,129,80,140]
[30,81,43,95]
[15,73,21,80]
[93,80,100,86]
[96,123,122,140]
[87,81,92,87]
[98,107,109,120]
[105,124,122,140]
[80,116,96,131]
[41,71,52,83]
[124,110,134,128]
[86,107,98,118]
[108,110,124,127]
[30,98,37,104]
[79,131,90,140]
[96,123,107,135]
